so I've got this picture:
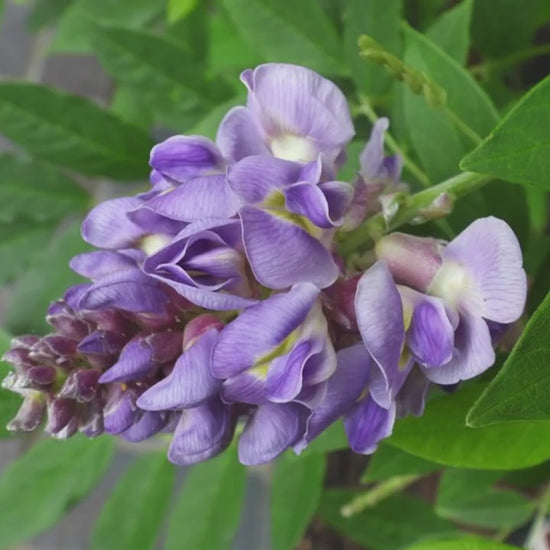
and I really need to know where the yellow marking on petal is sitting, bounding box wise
[428,260,470,308]
[398,348,411,371]
[262,191,323,239]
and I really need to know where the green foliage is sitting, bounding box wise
[0,437,114,548]
[467,291,550,425]
[318,491,456,550]
[222,0,344,74]
[388,384,550,469]
[271,453,326,550]
[426,0,473,65]
[0,154,88,222]
[362,444,440,483]
[435,469,534,529]
[52,0,163,52]
[91,453,176,550]
[5,220,90,334]
[406,539,519,550]
[165,447,246,550]
[461,73,550,190]
[167,0,199,23]
[402,24,498,182]
[0,83,152,180]
[343,0,402,97]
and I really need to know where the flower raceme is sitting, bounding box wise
[1,63,527,466]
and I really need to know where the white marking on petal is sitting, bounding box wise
[428,260,480,311]
[269,134,317,163]
[140,234,171,256]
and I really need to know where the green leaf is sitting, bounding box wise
[406,538,519,550]
[167,0,199,23]
[208,8,264,73]
[471,0,548,58]
[165,447,246,550]
[5,220,90,334]
[91,453,175,550]
[0,436,114,548]
[362,444,440,483]
[426,0,473,65]
[402,24,498,182]
[52,0,162,53]
[461,74,550,190]
[318,491,456,550]
[271,453,326,550]
[0,83,152,180]
[0,154,88,222]
[435,469,534,529]
[110,87,153,130]
[0,220,56,284]
[28,0,74,30]
[222,0,344,75]
[467,291,550,425]
[343,0,402,97]
[388,383,550,469]
[92,26,222,107]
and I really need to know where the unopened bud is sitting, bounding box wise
[7,393,46,432]
[183,314,224,350]
[375,233,444,291]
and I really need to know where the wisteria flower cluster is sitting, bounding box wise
[2,63,527,466]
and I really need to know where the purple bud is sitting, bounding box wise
[81,309,134,334]
[27,366,57,386]
[46,397,76,434]
[103,386,139,434]
[58,369,101,402]
[148,331,184,363]
[79,398,104,438]
[10,335,40,349]
[47,301,90,340]
[52,416,79,439]
[375,233,444,291]
[78,330,129,356]
[42,335,78,358]
[183,314,224,349]
[7,394,46,432]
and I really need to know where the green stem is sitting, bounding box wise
[443,106,483,146]
[340,474,420,517]
[470,43,550,76]
[354,96,432,188]
[339,171,492,256]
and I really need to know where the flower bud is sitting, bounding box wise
[7,393,46,432]
[183,314,224,350]
[46,397,76,435]
[375,233,444,291]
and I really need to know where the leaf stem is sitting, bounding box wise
[470,43,550,76]
[340,474,420,517]
[339,171,492,256]
[442,105,483,145]
[353,96,432,188]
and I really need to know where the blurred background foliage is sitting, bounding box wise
[0,0,549,548]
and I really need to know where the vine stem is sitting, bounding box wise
[339,171,492,256]
[340,474,421,517]
[353,96,433,188]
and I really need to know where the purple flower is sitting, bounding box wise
[362,217,527,388]
[211,283,336,464]
[137,315,236,465]
[344,118,407,230]
[143,219,258,311]
[217,64,355,165]
[227,155,352,289]
[141,135,239,222]
[295,344,395,455]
